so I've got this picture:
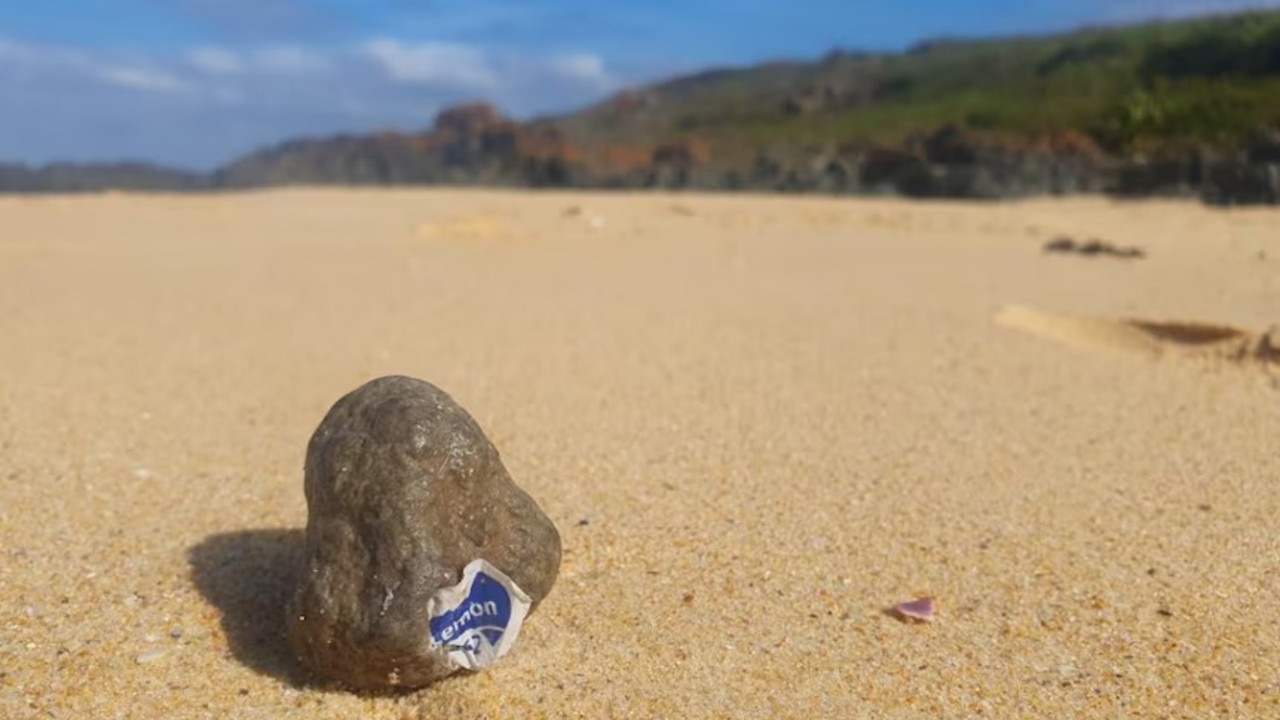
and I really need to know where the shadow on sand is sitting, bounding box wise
[187,528,309,686]
[188,528,480,700]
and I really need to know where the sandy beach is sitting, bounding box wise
[2,188,1277,718]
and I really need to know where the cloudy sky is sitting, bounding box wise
[1,0,1277,169]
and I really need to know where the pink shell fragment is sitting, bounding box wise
[891,597,936,622]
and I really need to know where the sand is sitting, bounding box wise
[1,189,1277,719]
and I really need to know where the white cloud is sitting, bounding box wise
[361,39,497,88]
[0,38,187,93]
[253,45,327,73]
[0,37,90,68]
[550,53,612,86]
[98,67,185,93]
[186,45,326,75]
[187,46,245,74]
[0,35,634,169]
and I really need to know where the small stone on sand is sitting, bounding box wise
[288,375,561,691]
[890,597,936,623]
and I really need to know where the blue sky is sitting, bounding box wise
[2,0,1278,169]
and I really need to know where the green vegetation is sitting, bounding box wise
[556,9,1280,163]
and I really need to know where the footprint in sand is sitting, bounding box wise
[995,305,1279,370]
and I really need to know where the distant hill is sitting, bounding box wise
[5,9,1280,203]
[0,162,208,193]
[545,10,1280,159]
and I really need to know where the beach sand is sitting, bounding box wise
[1,189,1277,718]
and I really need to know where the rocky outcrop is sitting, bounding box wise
[742,127,1109,199]
[213,103,582,189]
[2,107,1276,205]
[1108,133,1280,206]
[1202,161,1280,206]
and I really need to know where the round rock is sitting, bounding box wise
[288,375,561,691]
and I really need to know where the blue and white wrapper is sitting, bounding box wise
[427,558,532,671]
